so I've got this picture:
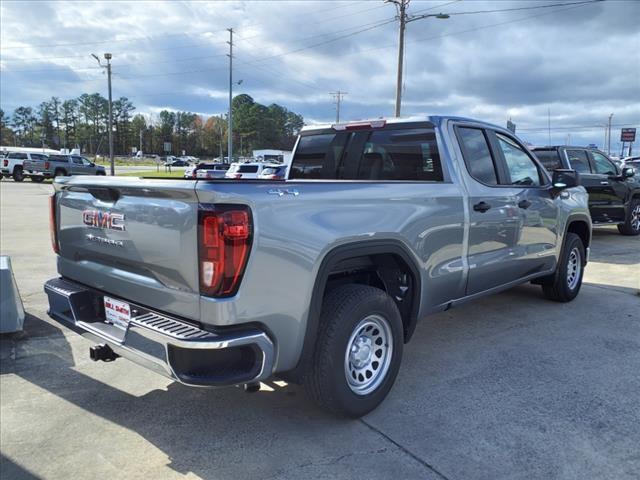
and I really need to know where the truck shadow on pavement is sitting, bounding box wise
[1,313,359,479]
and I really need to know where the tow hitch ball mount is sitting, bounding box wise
[90,344,119,362]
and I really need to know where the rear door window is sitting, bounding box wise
[457,127,499,185]
[566,150,591,173]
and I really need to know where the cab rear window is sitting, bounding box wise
[290,125,443,181]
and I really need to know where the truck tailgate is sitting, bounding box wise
[54,177,201,320]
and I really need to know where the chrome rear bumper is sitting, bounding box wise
[44,277,274,387]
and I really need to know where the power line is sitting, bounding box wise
[428,0,604,17]
[240,17,397,67]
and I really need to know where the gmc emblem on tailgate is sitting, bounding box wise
[82,210,126,231]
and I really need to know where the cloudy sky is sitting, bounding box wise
[1,0,638,150]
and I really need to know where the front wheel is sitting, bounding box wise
[305,284,403,417]
[617,200,640,236]
[541,232,585,302]
[30,176,44,183]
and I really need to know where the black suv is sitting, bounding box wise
[533,146,640,235]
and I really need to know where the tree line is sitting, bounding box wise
[0,93,304,158]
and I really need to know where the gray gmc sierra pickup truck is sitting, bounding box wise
[45,116,592,417]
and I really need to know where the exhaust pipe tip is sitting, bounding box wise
[90,344,119,362]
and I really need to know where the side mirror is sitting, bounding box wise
[622,166,635,178]
[552,169,579,189]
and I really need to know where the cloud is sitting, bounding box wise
[1,0,638,149]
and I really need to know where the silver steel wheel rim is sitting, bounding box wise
[631,205,640,231]
[344,314,393,396]
[566,247,581,290]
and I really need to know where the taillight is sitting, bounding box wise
[198,205,252,297]
[3,159,7,167]
[49,194,59,253]
[45,161,50,169]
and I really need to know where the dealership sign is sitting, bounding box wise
[620,128,636,142]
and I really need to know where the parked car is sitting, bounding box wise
[45,116,591,417]
[24,154,106,179]
[258,164,288,180]
[2,152,49,182]
[194,163,231,179]
[532,146,639,235]
[225,162,274,179]
[168,159,189,167]
[621,156,640,169]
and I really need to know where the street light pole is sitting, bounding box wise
[105,53,114,175]
[388,1,449,117]
[607,113,613,155]
[227,28,233,164]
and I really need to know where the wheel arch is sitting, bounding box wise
[565,214,591,258]
[284,239,422,383]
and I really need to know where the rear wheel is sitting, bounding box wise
[12,167,24,182]
[541,232,585,302]
[305,284,403,417]
[54,169,66,178]
[617,200,640,236]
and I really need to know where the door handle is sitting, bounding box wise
[600,181,609,185]
[473,201,491,213]
[518,199,532,209]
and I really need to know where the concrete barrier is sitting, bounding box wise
[0,256,25,333]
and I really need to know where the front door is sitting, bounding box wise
[70,156,86,174]
[455,126,522,295]
[491,131,559,276]
[584,150,626,223]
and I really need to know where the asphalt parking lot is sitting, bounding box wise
[1,180,639,480]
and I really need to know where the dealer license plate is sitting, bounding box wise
[104,296,131,329]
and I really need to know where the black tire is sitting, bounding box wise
[95,170,106,176]
[617,199,640,236]
[12,167,24,182]
[304,284,404,418]
[541,232,585,302]
[30,176,45,183]
[54,169,67,177]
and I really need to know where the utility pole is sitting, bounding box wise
[227,28,233,163]
[390,0,409,118]
[607,113,613,155]
[387,1,449,118]
[91,53,114,175]
[139,129,143,153]
[329,91,348,123]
